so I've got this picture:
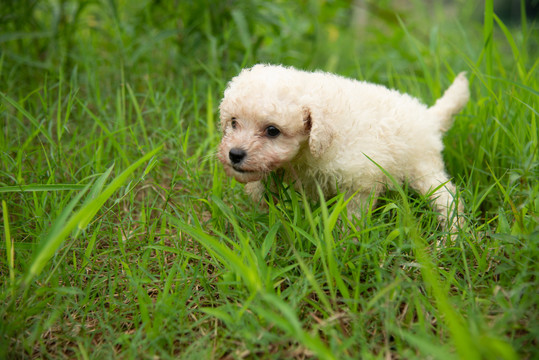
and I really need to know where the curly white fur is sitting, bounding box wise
[218,64,469,230]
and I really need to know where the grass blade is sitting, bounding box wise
[483,0,494,81]
[0,92,54,144]
[167,215,262,293]
[0,184,87,193]
[2,200,15,286]
[23,145,162,285]
[254,293,337,360]
[80,220,101,271]
[493,14,525,80]
[126,83,149,146]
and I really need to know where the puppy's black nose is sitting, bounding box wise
[229,148,246,164]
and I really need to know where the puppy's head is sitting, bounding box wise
[218,65,313,183]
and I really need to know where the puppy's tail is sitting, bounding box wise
[428,72,469,132]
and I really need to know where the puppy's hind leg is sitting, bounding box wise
[410,169,464,234]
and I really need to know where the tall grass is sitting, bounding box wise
[1,0,537,358]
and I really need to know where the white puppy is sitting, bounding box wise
[218,64,469,229]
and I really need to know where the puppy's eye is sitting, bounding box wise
[231,118,237,129]
[265,126,281,138]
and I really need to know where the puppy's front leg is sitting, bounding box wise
[346,191,378,220]
[245,181,267,209]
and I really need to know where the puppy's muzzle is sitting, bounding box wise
[229,148,247,169]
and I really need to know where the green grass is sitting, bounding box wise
[1,0,537,358]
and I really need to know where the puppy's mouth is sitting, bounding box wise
[225,163,264,183]
[232,164,254,173]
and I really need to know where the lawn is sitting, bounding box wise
[0,0,537,358]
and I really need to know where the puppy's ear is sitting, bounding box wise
[303,106,334,158]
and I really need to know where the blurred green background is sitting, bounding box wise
[3,0,525,90]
